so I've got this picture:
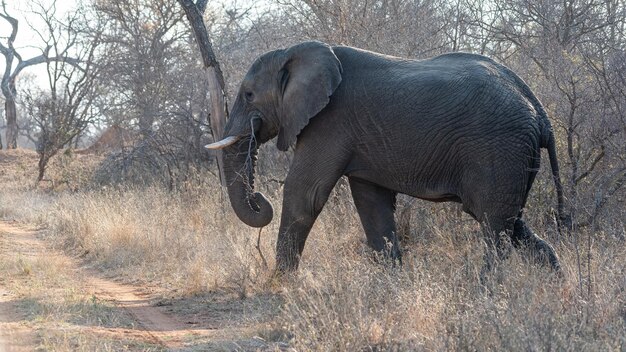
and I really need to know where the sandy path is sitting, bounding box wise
[0,221,211,350]
[0,285,34,352]
[84,272,211,348]
[0,222,40,352]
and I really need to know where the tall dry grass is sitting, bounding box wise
[32,183,626,350]
[37,185,280,296]
[1,149,624,350]
[274,186,626,351]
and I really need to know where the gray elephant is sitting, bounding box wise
[207,41,566,276]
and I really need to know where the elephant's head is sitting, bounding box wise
[206,41,343,228]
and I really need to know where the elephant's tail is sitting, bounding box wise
[496,61,570,231]
[545,127,570,233]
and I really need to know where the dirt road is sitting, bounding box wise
[0,221,282,351]
[0,286,34,352]
[0,222,40,352]
[0,220,204,350]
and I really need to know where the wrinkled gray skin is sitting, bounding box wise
[218,41,565,276]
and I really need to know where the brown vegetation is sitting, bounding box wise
[77,125,137,155]
[0,149,624,350]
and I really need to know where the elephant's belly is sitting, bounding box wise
[344,166,461,203]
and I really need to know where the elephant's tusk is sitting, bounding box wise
[205,135,241,150]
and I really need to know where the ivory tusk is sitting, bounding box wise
[204,135,241,150]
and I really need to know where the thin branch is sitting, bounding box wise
[577,168,626,227]
[575,145,605,185]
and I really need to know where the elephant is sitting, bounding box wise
[206,41,567,277]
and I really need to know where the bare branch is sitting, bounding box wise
[575,145,606,185]
[577,167,626,227]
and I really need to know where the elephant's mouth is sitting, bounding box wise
[251,114,278,144]
[205,115,264,150]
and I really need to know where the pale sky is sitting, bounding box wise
[0,0,77,89]
[1,0,259,91]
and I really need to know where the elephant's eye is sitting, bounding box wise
[244,91,254,102]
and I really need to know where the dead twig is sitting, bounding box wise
[256,227,268,269]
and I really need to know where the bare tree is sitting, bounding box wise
[21,3,102,181]
[95,0,188,134]
[87,0,222,188]
[277,0,455,57]
[178,0,228,186]
[0,0,79,149]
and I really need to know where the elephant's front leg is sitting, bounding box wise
[348,177,402,263]
[275,161,345,273]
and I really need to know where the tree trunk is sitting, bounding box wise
[37,155,47,182]
[178,0,228,188]
[206,66,226,184]
[5,97,17,149]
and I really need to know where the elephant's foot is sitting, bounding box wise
[265,267,298,289]
[366,234,403,269]
[513,218,562,273]
[274,244,303,280]
[532,239,562,272]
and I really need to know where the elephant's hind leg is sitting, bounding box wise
[348,178,402,264]
[479,215,562,283]
[512,218,561,271]
[479,216,515,283]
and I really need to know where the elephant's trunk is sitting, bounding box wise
[223,136,273,228]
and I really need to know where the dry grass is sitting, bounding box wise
[276,191,626,351]
[1,149,625,350]
[41,185,280,296]
[281,235,625,351]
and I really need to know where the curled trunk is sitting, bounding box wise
[223,136,273,227]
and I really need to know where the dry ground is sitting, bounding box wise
[0,148,624,351]
[0,220,283,351]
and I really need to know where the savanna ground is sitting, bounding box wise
[0,148,624,351]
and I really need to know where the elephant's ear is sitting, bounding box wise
[277,41,342,151]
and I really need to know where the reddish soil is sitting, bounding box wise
[0,221,269,351]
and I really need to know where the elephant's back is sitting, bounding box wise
[331,46,543,148]
[334,47,537,117]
